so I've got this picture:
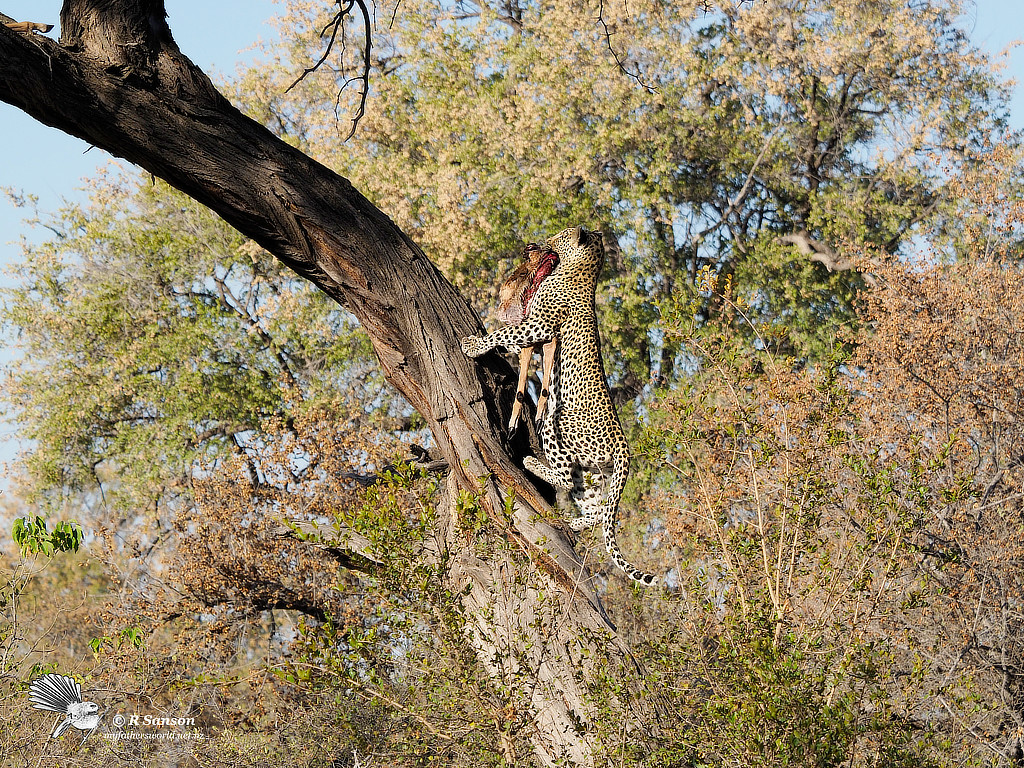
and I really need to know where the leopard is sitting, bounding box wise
[461,225,656,586]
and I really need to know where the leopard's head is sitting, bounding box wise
[547,226,604,280]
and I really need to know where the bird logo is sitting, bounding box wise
[28,673,100,743]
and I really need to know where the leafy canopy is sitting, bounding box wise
[249,0,1011,364]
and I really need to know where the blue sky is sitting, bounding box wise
[0,0,1022,495]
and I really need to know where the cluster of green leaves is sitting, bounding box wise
[11,515,82,557]
[88,625,145,656]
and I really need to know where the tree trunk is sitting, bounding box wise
[0,4,646,764]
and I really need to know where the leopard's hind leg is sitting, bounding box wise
[568,465,603,531]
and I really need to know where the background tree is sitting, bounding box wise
[250,0,1010,367]
[3,175,386,516]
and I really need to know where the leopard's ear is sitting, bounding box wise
[573,226,585,246]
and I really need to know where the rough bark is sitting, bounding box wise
[0,3,645,764]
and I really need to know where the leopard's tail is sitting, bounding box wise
[603,449,657,586]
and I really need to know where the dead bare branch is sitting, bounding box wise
[779,229,878,288]
[596,0,657,94]
[286,0,372,141]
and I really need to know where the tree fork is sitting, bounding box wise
[0,2,649,764]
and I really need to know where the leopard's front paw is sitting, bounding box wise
[569,514,597,531]
[523,455,546,476]
[523,455,571,489]
[461,335,487,358]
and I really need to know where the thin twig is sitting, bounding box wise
[286,3,350,93]
[596,0,657,94]
[344,0,372,142]
[286,0,373,141]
